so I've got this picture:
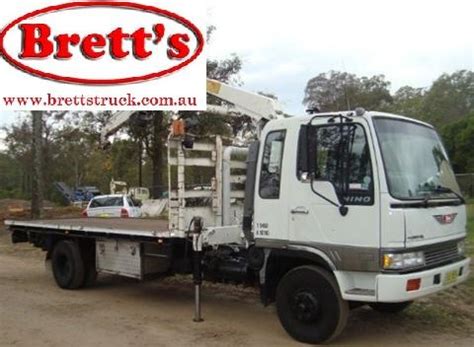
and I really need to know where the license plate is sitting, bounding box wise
[443,270,458,285]
[99,213,109,218]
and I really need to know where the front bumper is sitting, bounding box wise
[376,257,470,302]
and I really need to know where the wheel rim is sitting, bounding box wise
[290,289,320,323]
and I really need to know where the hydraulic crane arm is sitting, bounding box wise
[101,110,136,144]
[205,79,284,122]
[100,79,286,143]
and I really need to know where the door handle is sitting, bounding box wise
[290,206,309,214]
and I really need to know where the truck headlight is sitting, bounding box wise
[457,240,465,255]
[383,251,425,270]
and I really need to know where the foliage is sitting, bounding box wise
[467,204,473,246]
[390,71,474,174]
[303,69,474,173]
[0,152,24,199]
[441,115,474,173]
[1,66,473,204]
[422,70,474,126]
[387,86,426,119]
[1,112,137,203]
[303,70,392,112]
[207,53,242,86]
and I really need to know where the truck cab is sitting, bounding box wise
[252,110,469,342]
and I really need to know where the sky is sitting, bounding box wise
[205,0,473,114]
[1,0,473,142]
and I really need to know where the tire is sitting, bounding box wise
[51,240,85,289]
[369,301,413,313]
[276,265,349,344]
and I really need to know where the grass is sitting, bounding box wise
[463,203,474,294]
[467,204,474,254]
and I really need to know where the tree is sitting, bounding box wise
[0,152,23,199]
[126,111,167,198]
[207,53,242,85]
[388,86,425,119]
[421,70,474,126]
[3,111,139,203]
[440,115,474,173]
[150,112,167,198]
[31,111,44,218]
[303,70,392,112]
[3,116,34,197]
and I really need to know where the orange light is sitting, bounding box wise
[171,119,185,136]
[406,278,421,291]
[383,255,393,268]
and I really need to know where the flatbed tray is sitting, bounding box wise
[4,218,175,239]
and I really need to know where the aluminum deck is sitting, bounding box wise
[5,218,175,239]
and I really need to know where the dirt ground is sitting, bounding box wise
[0,225,473,346]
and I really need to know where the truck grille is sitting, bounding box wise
[424,242,459,267]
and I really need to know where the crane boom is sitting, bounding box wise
[100,79,286,143]
[101,110,135,143]
[206,79,284,121]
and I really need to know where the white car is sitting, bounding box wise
[83,194,141,218]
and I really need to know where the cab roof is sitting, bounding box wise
[279,110,434,129]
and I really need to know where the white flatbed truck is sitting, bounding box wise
[4,80,471,344]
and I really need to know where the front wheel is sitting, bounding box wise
[369,301,413,313]
[276,265,349,344]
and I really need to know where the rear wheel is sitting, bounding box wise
[276,265,349,344]
[369,301,413,313]
[51,240,85,289]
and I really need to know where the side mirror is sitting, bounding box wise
[310,180,349,216]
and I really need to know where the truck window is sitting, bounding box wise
[259,130,286,199]
[311,124,373,205]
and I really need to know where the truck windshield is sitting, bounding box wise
[373,117,462,200]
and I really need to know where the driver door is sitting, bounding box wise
[288,118,380,252]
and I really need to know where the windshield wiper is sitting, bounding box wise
[417,185,465,206]
[432,185,465,203]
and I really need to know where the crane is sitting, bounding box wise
[100,79,286,143]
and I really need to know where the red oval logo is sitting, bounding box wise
[0,1,204,85]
